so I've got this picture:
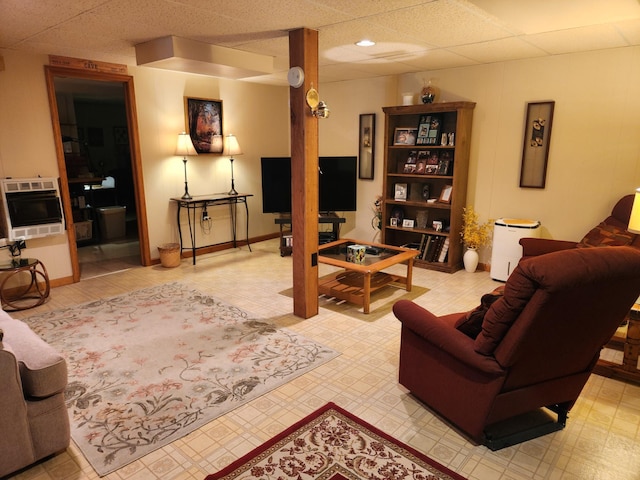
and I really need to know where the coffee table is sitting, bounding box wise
[317,239,419,314]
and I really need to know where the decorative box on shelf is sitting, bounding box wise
[346,244,366,264]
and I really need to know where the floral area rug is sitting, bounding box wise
[23,282,340,476]
[206,402,467,480]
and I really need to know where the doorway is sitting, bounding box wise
[45,66,151,282]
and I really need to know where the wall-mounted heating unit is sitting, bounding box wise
[0,177,65,241]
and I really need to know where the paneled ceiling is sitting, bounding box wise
[2,0,639,85]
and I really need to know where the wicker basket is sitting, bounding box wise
[157,243,181,268]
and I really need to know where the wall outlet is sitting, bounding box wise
[202,211,210,221]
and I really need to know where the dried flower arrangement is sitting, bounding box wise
[460,206,492,249]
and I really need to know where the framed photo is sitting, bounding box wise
[184,97,223,154]
[416,115,441,145]
[393,127,417,146]
[438,184,453,203]
[390,217,398,227]
[394,183,408,201]
[520,101,554,188]
[402,219,415,228]
[358,113,375,179]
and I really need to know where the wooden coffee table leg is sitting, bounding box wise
[406,258,414,292]
[363,272,372,314]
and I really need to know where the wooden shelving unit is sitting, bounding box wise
[381,102,475,273]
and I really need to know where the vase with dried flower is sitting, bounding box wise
[421,79,437,104]
[460,206,492,272]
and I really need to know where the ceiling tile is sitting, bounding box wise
[525,24,631,55]
[449,37,547,63]
[368,0,513,47]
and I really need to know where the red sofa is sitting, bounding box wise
[393,246,640,449]
[520,194,640,257]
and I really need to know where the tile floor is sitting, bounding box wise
[8,238,640,480]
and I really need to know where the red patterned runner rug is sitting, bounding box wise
[205,402,467,480]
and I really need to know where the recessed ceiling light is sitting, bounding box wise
[355,39,375,47]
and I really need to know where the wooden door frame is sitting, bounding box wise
[44,66,151,282]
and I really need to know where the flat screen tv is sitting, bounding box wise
[261,156,357,214]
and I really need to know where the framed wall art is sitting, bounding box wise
[358,113,375,179]
[520,100,554,188]
[184,97,223,154]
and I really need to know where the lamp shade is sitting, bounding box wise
[628,188,640,234]
[222,134,242,156]
[175,132,197,157]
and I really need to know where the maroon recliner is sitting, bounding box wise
[393,246,640,449]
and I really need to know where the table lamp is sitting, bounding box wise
[223,134,243,195]
[176,132,197,200]
[628,188,640,234]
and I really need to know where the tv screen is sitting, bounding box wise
[261,156,357,213]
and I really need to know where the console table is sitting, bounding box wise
[275,214,346,256]
[171,193,252,265]
[0,258,50,311]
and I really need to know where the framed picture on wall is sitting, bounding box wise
[184,97,223,154]
[358,113,375,179]
[520,101,555,188]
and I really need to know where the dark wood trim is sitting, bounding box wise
[44,65,151,282]
[289,28,319,319]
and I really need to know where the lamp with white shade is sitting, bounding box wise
[223,134,243,195]
[176,132,197,200]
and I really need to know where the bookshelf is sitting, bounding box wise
[381,102,475,273]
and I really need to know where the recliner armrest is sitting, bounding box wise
[393,300,504,376]
[519,237,578,257]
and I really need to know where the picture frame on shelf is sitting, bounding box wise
[416,114,442,145]
[184,97,223,154]
[390,217,398,227]
[394,183,408,200]
[437,155,451,175]
[425,152,439,175]
[402,219,415,228]
[438,184,453,203]
[520,100,554,188]
[393,127,418,145]
[403,163,416,173]
[358,113,375,179]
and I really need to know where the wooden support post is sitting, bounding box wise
[289,28,319,319]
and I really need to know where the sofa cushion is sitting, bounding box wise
[474,263,537,356]
[455,286,504,339]
[577,222,634,248]
[0,312,67,398]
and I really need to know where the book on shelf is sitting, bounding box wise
[437,237,450,263]
[413,234,449,263]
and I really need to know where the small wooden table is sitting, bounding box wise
[0,258,50,311]
[317,239,419,314]
[593,303,640,385]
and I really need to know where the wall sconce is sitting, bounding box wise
[175,131,198,200]
[222,134,243,195]
[312,101,330,118]
[306,86,330,119]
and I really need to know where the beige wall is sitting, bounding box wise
[397,47,640,261]
[1,45,639,279]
